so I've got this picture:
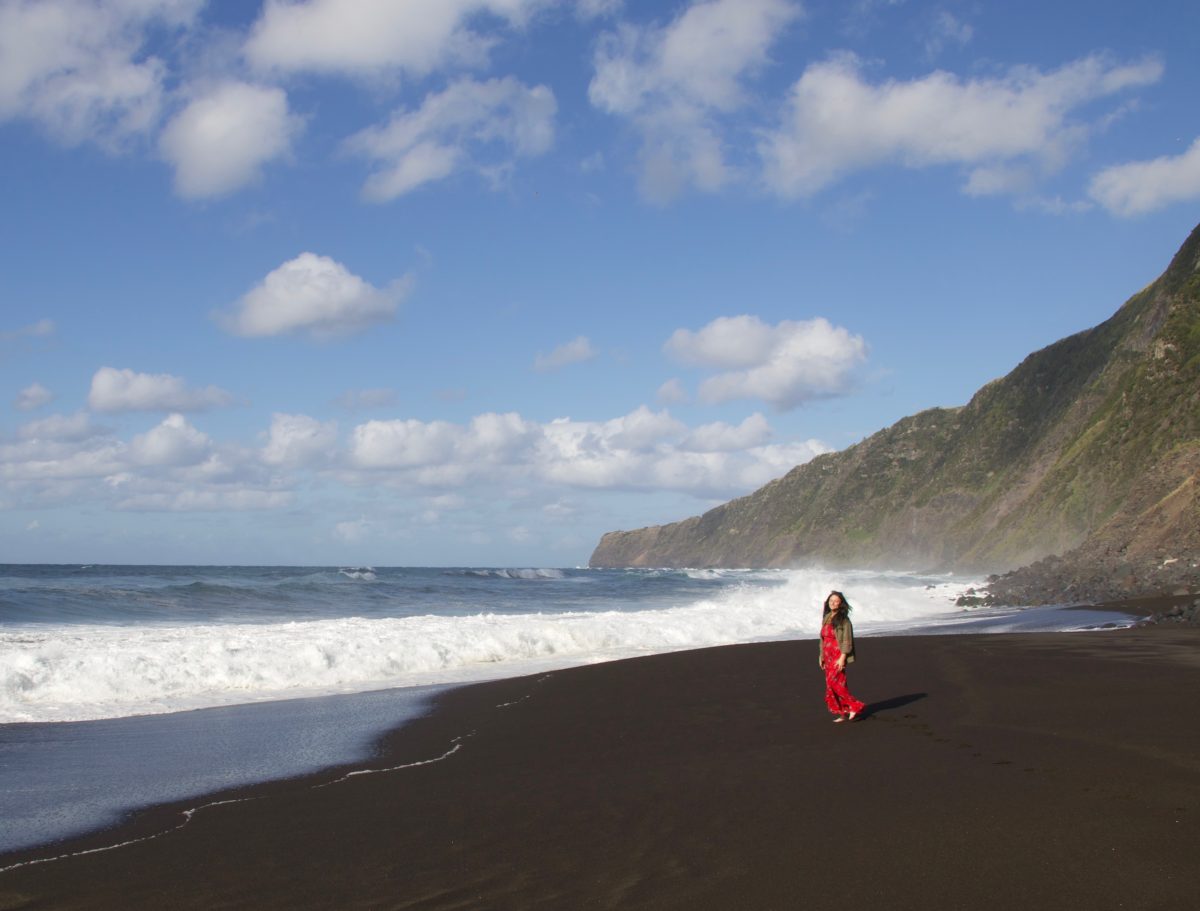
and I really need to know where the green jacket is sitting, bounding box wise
[818,614,856,666]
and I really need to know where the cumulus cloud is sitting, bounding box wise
[666,314,777,368]
[346,76,556,201]
[534,336,596,372]
[1,410,298,515]
[538,408,827,493]
[666,315,867,410]
[760,53,1163,199]
[343,404,828,498]
[0,0,199,147]
[1,400,833,522]
[17,411,104,442]
[159,82,303,198]
[0,435,125,482]
[245,0,549,76]
[350,412,539,479]
[589,0,800,202]
[221,252,412,339]
[88,367,235,413]
[261,413,338,467]
[15,382,54,411]
[683,413,771,452]
[129,413,212,466]
[1088,137,1200,217]
[656,377,688,405]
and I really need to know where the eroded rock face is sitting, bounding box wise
[591,222,1200,591]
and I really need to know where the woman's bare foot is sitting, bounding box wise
[832,715,846,723]
[847,711,859,722]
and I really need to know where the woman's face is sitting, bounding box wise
[827,593,843,612]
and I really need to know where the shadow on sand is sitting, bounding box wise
[860,692,927,720]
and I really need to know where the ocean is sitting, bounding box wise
[0,563,1133,856]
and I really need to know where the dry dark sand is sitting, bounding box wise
[2,627,1199,910]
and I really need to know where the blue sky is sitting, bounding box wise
[2,0,1198,567]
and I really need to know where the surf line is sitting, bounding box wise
[0,739,468,875]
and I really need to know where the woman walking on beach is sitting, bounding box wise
[819,590,865,722]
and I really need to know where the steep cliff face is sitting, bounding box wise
[590,222,1200,575]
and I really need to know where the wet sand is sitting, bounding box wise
[2,626,1198,910]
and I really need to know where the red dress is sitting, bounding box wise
[821,621,865,717]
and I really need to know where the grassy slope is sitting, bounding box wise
[591,223,1200,574]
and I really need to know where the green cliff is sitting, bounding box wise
[590,222,1200,581]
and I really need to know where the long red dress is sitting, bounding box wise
[821,620,865,717]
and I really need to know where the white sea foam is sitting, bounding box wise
[1,569,982,724]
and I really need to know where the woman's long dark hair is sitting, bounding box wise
[822,590,852,625]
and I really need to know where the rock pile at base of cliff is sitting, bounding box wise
[957,552,1199,608]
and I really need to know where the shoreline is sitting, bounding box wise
[2,620,1199,909]
[0,597,1150,856]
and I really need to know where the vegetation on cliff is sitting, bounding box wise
[590,222,1200,598]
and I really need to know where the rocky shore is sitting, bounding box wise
[957,550,1199,617]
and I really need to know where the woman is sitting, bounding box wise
[818,590,865,722]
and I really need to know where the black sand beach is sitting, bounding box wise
[2,626,1198,910]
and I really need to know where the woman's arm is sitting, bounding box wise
[836,619,855,665]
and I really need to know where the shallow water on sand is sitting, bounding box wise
[0,685,441,855]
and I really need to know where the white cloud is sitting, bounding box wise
[346,76,556,201]
[1089,137,1200,217]
[534,336,596,372]
[1,318,55,342]
[760,53,1163,199]
[923,11,973,59]
[589,0,800,202]
[0,435,126,481]
[666,315,867,410]
[334,516,371,544]
[261,413,338,468]
[88,367,234,413]
[15,382,54,411]
[597,405,687,451]
[665,314,778,368]
[655,377,688,405]
[538,409,828,494]
[0,0,200,147]
[129,413,211,467]
[2,399,833,522]
[245,0,549,76]
[221,252,412,339]
[1,410,297,514]
[342,403,825,498]
[17,411,103,442]
[683,413,771,452]
[351,418,471,471]
[115,489,292,511]
[159,82,303,198]
[963,163,1036,198]
[350,412,539,478]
